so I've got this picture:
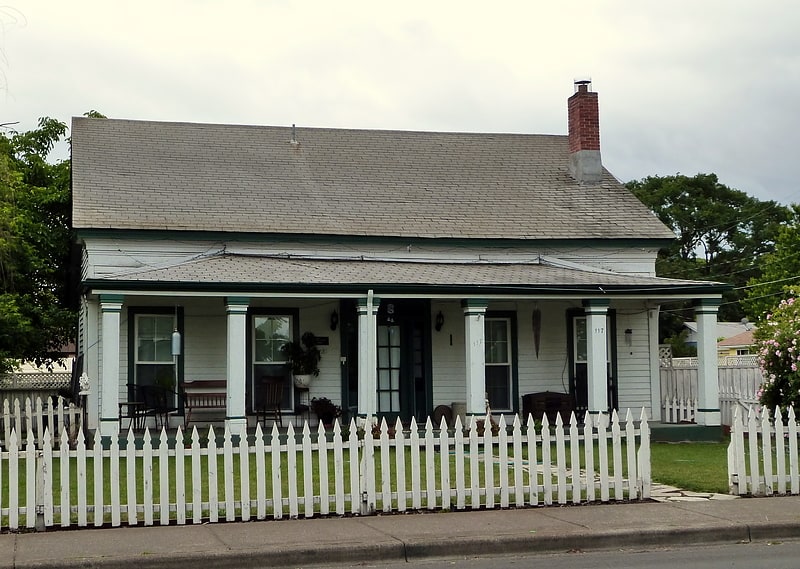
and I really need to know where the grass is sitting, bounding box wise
[651,440,730,494]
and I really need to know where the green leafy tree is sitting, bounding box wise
[755,291,800,412]
[626,173,791,340]
[0,117,75,372]
[744,205,800,320]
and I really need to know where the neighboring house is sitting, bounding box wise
[684,321,756,356]
[0,343,76,404]
[717,330,757,358]
[70,81,728,437]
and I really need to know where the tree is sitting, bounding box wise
[744,205,800,320]
[626,173,791,340]
[755,291,800,412]
[0,117,75,372]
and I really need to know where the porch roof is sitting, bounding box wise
[86,253,726,296]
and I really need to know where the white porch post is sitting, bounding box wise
[357,292,379,418]
[695,299,721,426]
[648,307,662,422]
[584,299,609,419]
[462,300,488,417]
[99,295,124,437]
[225,297,249,435]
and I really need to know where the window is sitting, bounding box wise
[135,314,176,389]
[485,317,512,412]
[252,314,293,410]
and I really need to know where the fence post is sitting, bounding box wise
[35,448,45,531]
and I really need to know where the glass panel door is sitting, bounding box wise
[252,315,292,410]
[377,324,401,414]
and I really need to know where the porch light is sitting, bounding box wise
[330,309,339,331]
[624,329,633,346]
[435,311,445,332]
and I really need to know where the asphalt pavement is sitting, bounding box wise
[1,494,800,569]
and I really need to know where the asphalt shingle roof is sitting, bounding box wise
[94,253,715,293]
[71,118,675,241]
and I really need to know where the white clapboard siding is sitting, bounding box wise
[728,406,800,496]
[0,411,651,531]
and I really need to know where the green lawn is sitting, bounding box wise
[650,441,730,494]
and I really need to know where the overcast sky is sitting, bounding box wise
[2,1,799,204]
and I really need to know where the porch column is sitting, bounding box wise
[99,294,124,438]
[694,299,721,426]
[357,292,380,418]
[225,297,249,436]
[584,299,609,419]
[462,300,488,417]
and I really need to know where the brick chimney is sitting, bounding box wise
[568,79,602,183]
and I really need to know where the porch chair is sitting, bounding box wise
[138,384,181,429]
[255,378,283,428]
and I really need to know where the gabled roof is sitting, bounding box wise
[717,330,756,348]
[71,118,675,242]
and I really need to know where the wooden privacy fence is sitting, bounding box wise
[660,365,763,426]
[0,410,651,531]
[728,406,800,496]
[0,396,83,450]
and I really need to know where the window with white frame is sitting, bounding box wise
[485,317,512,412]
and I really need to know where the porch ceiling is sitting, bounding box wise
[85,253,726,297]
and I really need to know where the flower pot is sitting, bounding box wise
[293,374,313,388]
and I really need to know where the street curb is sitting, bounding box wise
[403,526,754,560]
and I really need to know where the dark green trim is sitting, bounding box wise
[83,279,731,296]
[697,408,721,413]
[99,294,125,304]
[76,227,674,250]
[99,417,120,422]
[225,415,247,420]
[486,310,519,414]
[582,298,611,308]
[461,299,489,310]
[693,298,723,308]
[226,296,250,306]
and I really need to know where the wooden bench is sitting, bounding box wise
[180,380,227,427]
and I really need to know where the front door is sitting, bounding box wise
[339,299,432,423]
[376,299,432,423]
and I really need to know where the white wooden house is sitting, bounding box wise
[70,81,727,436]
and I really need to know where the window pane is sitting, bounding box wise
[379,369,390,389]
[485,319,509,364]
[137,315,174,363]
[253,316,291,363]
[486,365,510,410]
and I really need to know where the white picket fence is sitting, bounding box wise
[0,410,651,531]
[728,406,800,496]
[0,396,83,450]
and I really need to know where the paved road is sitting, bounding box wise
[335,539,800,569]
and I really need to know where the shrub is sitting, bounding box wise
[756,291,800,412]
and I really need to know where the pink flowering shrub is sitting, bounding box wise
[756,292,800,412]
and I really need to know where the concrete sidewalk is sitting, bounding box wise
[2,496,800,569]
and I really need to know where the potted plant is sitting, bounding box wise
[310,397,342,427]
[280,331,322,388]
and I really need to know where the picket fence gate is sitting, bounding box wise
[728,406,800,496]
[0,396,83,450]
[0,409,652,531]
